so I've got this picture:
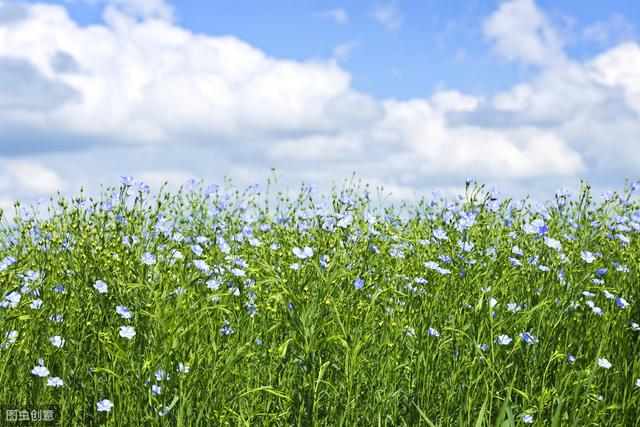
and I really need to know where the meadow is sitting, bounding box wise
[0,177,639,425]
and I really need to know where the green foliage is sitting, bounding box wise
[0,178,639,425]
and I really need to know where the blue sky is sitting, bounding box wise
[43,0,639,98]
[0,0,639,209]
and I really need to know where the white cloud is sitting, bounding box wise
[372,3,402,31]
[483,0,564,66]
[430,90,481,113]
[582,14,635,46]
[0,0,637,204]
[0,159,66,194]
[333,40,360,62]
[587,42,640,113]
[0,4,379,144]
[319,8,348,25]
[75,0,174,21]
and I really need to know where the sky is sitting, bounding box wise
[0,0,639,210]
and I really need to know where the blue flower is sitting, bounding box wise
[193,260,210,273]
[50,336,65,348]
[119,326,136,340]
[427,327,440,337]
[581,251,596,263]
[497,335,512,345]
[116,305,133,319]
[292,246,314,259]
[47,377,64,387]
[354,278,364,290]
[508,257,522,267]
[93,280,108,294]
[97,399,113,412]
[520,332,539,345]
[616,297,629,309]
[522,414,534,424]
[433,228,448,241]
[567,355,576,363]
[31,365,50,377]
[141,252,156,265]
[544,237,562,250]
[598,358,612,369]
[220,321,234,336]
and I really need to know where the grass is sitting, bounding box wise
[0,177,639,425]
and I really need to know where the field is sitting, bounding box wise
[0,177,639,425]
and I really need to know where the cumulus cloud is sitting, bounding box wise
[483,0,565,66]
[0,0,637,203]
[0,159,66,194]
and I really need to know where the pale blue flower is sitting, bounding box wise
[30,299,43,309]
[154,370,167,381]
[50,336,65,348]
[94,280,108,294]
[32,365,50,377]
[141,252,156,265]
[206,278,222,290]
[544,237,562,250]
[433,228,448,241]
[581,251,596,263]
[119,326,136,340]
[507,302,522,313]
[354,278,364,290]
[567,355,576,363]
[292,246,314,259]
[427,327,440,337]
[508,257,522,267]
[220,321,234,336]
[616,297,629,309]
[1,291,21,308]
[193,260,210,273]
[230,268,245,277]
[598,358,612,369]
[151,384,162,395]
[497,335,512,345]
[337,214,353,228]
[47,377,64,387]
[178,363,190,373]
[520,332,539,345]
[116,305,133,319]
[522,414,534,424]
[320,255,330,268]
[425,261,451,275]
[97,399,113,412]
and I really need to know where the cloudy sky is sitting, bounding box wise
[0,0,639,208]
